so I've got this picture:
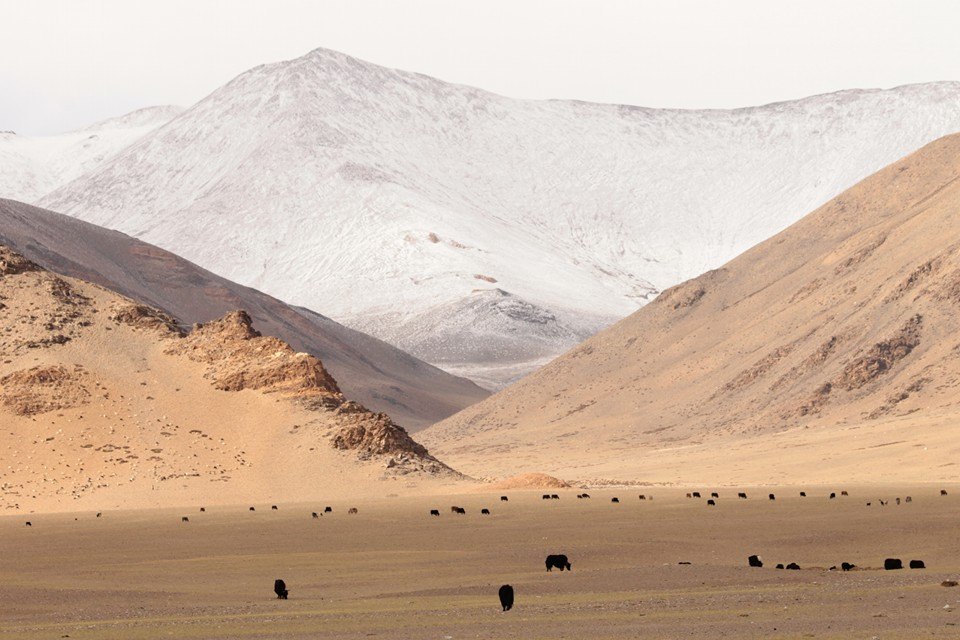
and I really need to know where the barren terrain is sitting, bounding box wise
[3,488,959,639]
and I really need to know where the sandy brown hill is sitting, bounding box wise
[0,198,489,431]
[421,134,960,485]
[0,247,464,513]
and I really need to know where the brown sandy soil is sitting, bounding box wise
[422,134,960,482]
[3,488,960,639]
[0,198,489,430]
[0,247,464,513]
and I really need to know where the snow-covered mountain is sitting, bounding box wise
[0,105,182,203]
[34,48,960,387]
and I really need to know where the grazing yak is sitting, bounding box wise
[841,491,849,496]
[692,492,701,498]
[942,489,949,496]
[181,517,189,523]
[895,497,901,505]
[430,509,440,516]
[711,492,719,499]
[500,496,508,502]
[638,494,647,500]
[799,491,806,497]
[481,508,491,515]
[707,499,716,506]
[686,493,692,498]
[312,512,319,519]
[910,560,926,569]
[271,505,278,511]
[545,554,572,571]
[498,584,514,611]
[611,497,620,503]
[775,564,784,570]
[249,507,256,511]
[580,493,590,499]
[452,507,466,514]
[324,506,333,513]
[829,492,836,499]
[738,492,747,499]
[884,558,903,570]
[200,507,205,512]
[905,496,912,503]
[785,563,800,570]
[96,512,102,517]
[768,493,776,501]
[348,508,358,514]
[274,579,289,599]
[25,521,31,527]
[748,555,763,568]
[841,562,856,571]
[542,494,551,500]
[551,494,560,500]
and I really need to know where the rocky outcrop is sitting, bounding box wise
[165,310,340,396]
[0,246,40,275]
[111,303,183,336]
[0,365,90,415]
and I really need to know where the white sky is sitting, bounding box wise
[3,0,959,135]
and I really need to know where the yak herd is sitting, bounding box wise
[20,487,951,611]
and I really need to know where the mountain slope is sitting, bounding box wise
[0,106,181,203]
[420,134,960,484]
[0,245,462,513]
[0,198,487,430]
[38,48,960,385]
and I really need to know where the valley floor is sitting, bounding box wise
[3,486,960,639]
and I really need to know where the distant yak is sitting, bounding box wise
[711,492,719,499]
[580,493,590,499]
[748,555,763,568]
[551,494,559,500]
[545,554,571,571]
[638,494,646,500]
[348,508,358,514]
[96,512,102,518]
[738,492,747,499]
[910,560,926,569]
[181,516,189,523]
[692,492,701,498]
[768,494,776,501]
[25,521,31,527]
[841,491,849,496]
[430,509,440,516]
[785,563,800,570]
[312,512,319,519]
[707,499,716,506]
[274,579,288,599]
[498,584,514,611]
[324,507,333,513]
[841,562,855,571]
[481,508,490,515]
[942,489,949,496]
[799,491,806,497]
[500,496,509,502]
[611,497,620,503]
[829,492,836,499]
[199,507,205,512]
[271,505,278,511]
[249,507,256,511]
[884,558,903,570]
[542,494,551,500]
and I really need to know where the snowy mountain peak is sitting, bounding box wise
[22,48,960,387]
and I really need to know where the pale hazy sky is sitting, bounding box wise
[3,0,959,135]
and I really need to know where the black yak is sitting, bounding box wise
[841,562,855,571]
[748,555,763,568]
[841,491,848,496]
[884,558,903,570]
[249,507,256,511]
[274,579,288,599]
[324,506,332,513]
[181,516,189,523]
[738,492,747,499]
[711,492,719,499]
[768,493,776,501]
[692,492,701,498]
[312,512,319,518]
[481,508,490,515]
[348,507,358,514]
[611,497,620,503]
[909,560,926,569]
[707,499,716,506]
[799,491,806,497]
[941,489,948,496]
[786,563,800,570]
[638,494,646,500]
[271,505,278,511]
[498,584,514,611]
[501,496,508,502]
[545,554,571,571]
[430,509,440,516]
[829,492,836,499]
[551,494,559,500]
[200,507,205,512]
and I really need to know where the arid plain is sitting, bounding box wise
[4,487,960,639]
